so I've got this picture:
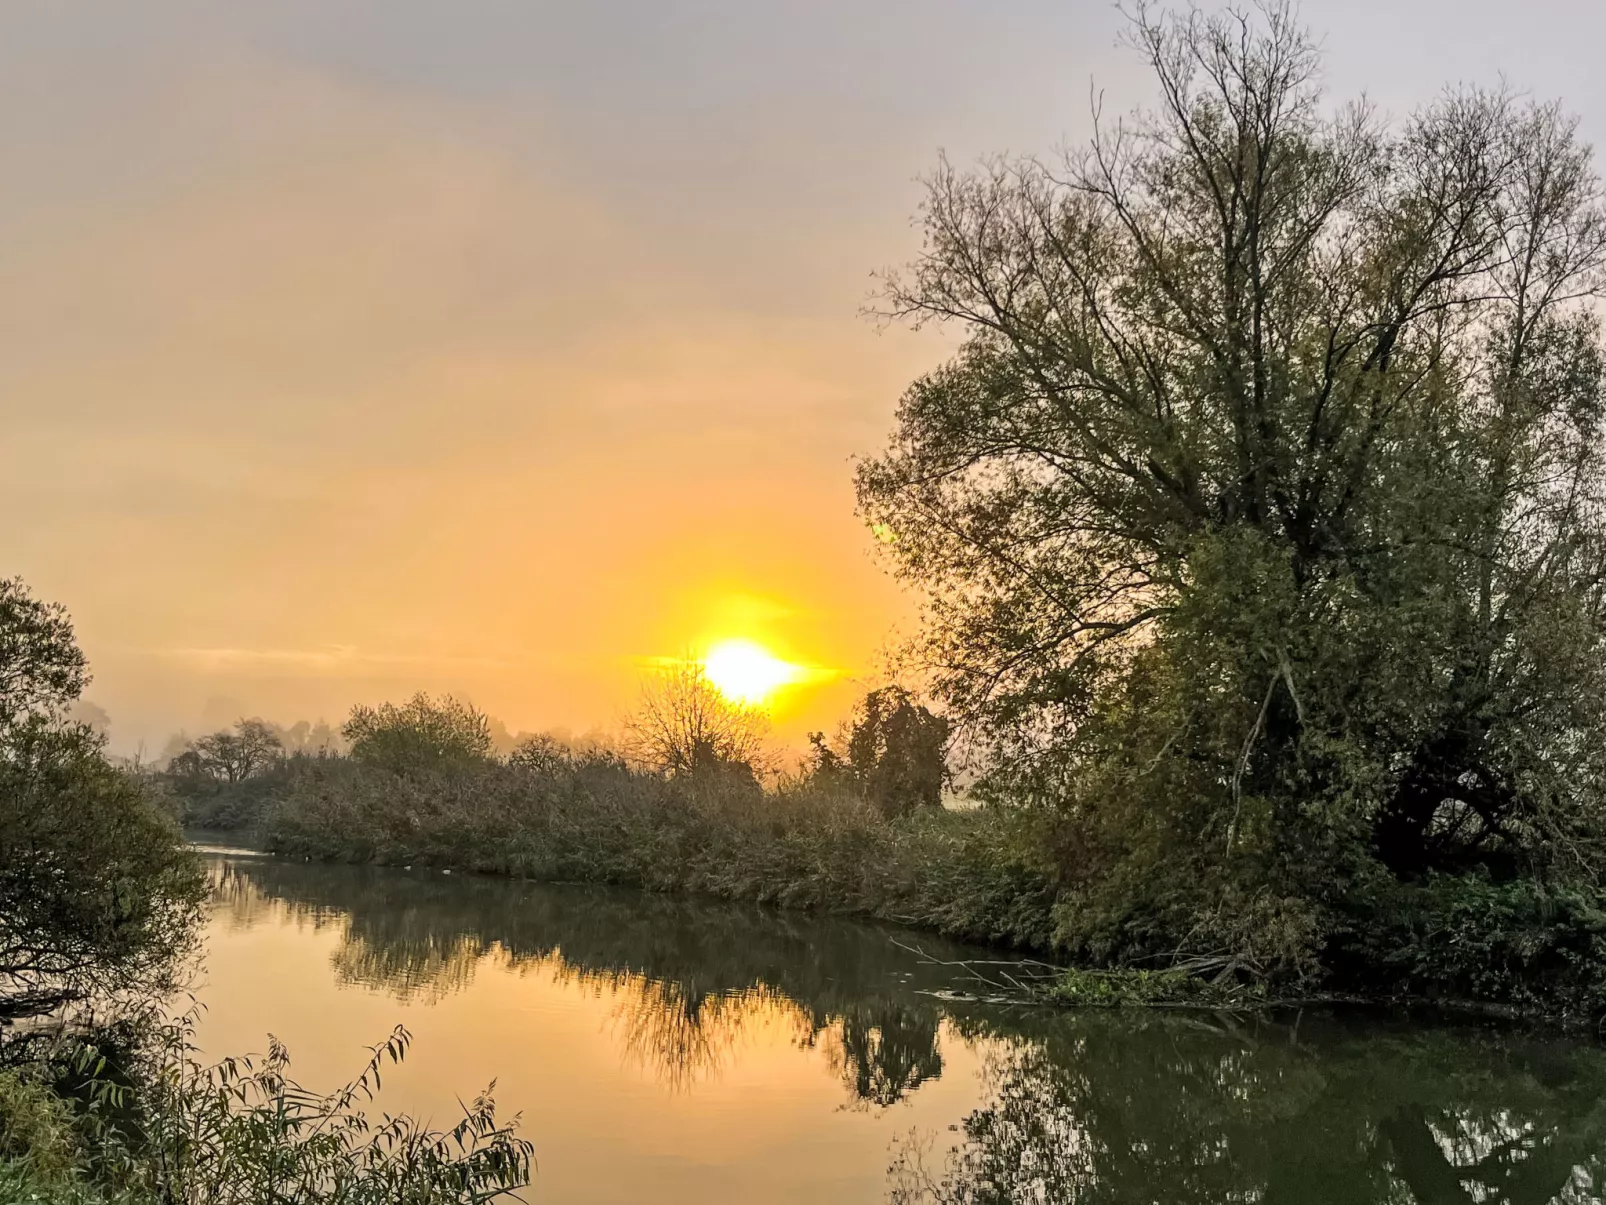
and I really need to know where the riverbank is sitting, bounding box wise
[207,753,1606,1026]
[259,754,1064,955]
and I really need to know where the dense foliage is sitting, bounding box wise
[808,686,950,818]
[0,722,203,1019]
[0,580,203,1018]
[344,693,493,777]
[0,576,88,734]
[859,3,1606,987]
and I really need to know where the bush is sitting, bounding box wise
[343,694,493,778]
[0,1067,83,1185]
[1330,873,1606,1018]
[168,754,317,834]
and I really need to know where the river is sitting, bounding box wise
[194,847,1606,1204]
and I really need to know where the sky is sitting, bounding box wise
[5,0,1605,755]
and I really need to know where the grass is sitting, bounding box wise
[1040,967,1268,1009]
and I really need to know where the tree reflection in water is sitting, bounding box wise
[892,1012,1606,1205]
[832,1006,947,1110]
[210,855,1606,1203]
[209,856,948,1102]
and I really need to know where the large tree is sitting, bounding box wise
[860,3,1606,967]
[181,718,285,784]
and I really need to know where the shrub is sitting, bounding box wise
[1043,968,1263,1009]
[265,754,1063,954]
[1330,873,1606,1017]
[99,1018,530,1204]
[0,1067,83,1184]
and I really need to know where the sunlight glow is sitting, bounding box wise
[701,639,804,706]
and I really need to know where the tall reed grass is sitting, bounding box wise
[263,752,1063,954]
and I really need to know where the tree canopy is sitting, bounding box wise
[0,576,87,733]
[174,719,284,784]
[859,2,1606,973]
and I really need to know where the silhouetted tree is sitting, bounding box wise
[810,687,950,817]
[189,718,283,783]
[0,576,87,732]
[625,660,768,777]
[847,688,950,817]
[0,578,202,1016]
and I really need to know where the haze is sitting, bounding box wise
[5,0,1602,753]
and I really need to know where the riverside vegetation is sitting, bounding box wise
[186,684,1606,1019]
[175,3,1606,1024]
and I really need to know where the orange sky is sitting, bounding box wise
[6,0,1603,754]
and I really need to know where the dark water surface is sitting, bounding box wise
[196,849,1606,1203]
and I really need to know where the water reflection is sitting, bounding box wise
[209,855,1606,1203]
[892,1012,1606,1204]
[210,856,952,1103]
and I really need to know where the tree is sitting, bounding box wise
[859,3,1606,969]
[189,718,284,783]
[625,660,768,777]
[0,580,203,1016]
[848,688,950,817]
[343,693,492,777]
[810,687,950,817]
[0,722,204,1016]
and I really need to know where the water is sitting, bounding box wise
[196,849,1606,1204]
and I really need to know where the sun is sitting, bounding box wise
[701,639,803,706]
